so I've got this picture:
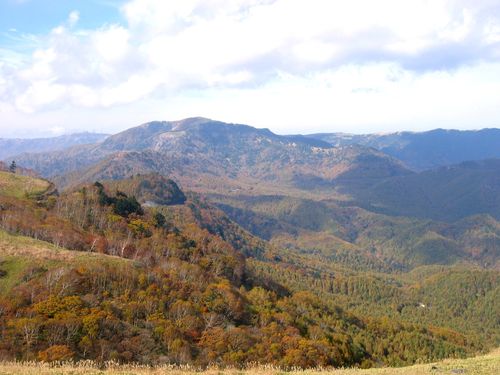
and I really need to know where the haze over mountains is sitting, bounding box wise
[0,132,109,160]
[308,128,500,171]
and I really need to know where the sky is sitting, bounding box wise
[1,0,500,137]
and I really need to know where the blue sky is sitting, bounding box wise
[1,0,500,137]
[0,1,121,35]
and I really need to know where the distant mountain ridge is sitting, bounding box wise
[8,118,500,223]
[13,118,411,194]
[344,158,500,221]
[99,117,332,152]
[307,128,500,170]
[7,123,499,173]
[0,132,109,160]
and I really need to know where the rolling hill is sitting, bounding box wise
[0,170,54,199]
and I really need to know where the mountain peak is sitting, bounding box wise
[170,117,213,130]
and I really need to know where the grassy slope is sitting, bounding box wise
[0,229,130,296]
[0,171,51,199]
[0,349,497,375]
[0,172,129,296]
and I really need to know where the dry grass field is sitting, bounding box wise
[0,350,498,375]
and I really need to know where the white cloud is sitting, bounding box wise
[14,79,66,113]
[1,0,500,134]
[293,41,339,64]
[91,25,130,63]
[68,11,80,28]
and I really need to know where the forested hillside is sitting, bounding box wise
[210,194,499,270]
[0,172,493,367]
[342,159,500,221]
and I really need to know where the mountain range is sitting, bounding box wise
[8,118,499,222]
[0,132,109,160]
[0,118,498,367]
[308,128,500,170]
